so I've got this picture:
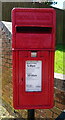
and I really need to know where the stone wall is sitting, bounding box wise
[0,21,65,119]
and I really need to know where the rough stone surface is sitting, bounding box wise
[0,104,14,119]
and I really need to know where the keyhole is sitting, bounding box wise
[21,78,23,81]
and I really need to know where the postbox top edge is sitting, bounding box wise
[12,7,55,13]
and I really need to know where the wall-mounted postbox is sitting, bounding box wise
[12,8,56,109]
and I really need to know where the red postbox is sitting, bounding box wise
[12,8,56,109]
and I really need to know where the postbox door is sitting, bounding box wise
[18,50,54,109]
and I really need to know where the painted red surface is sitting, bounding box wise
[12,8,56,109]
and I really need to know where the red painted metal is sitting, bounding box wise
[12,8,56,109]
